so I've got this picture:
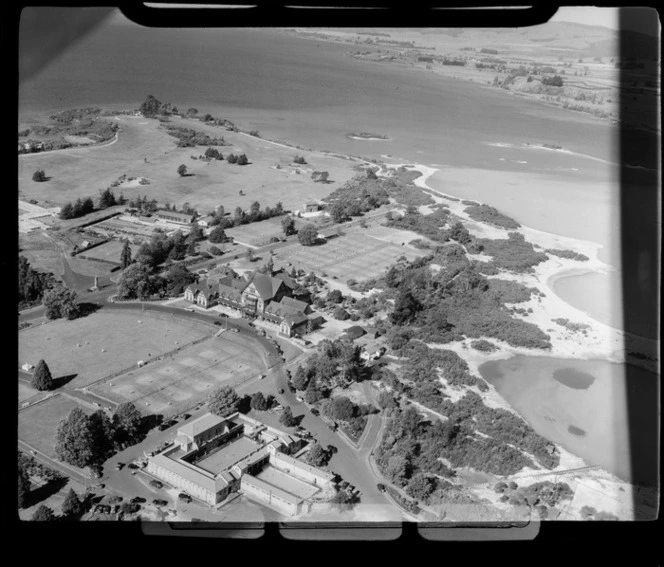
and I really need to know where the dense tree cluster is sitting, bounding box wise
[544,248,589,262]
[43,284,80,320]
[542,75,564,87]
[473,232,549,273]
[117,263,166,300]
[293,339,365,398]
[204,147,223,160]
[386,207,451,244]
[381,250,551,349]
[464,204,521,229]
[164,124,226,147]
[18,255,56,309]
[306,443,332,467]
[59,196,95,220]
[323,175,391,222]
[127,195,159,213]
[55,403,146,473]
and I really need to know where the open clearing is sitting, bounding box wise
[272,230,425,282]
[76,240,140,265]
[18,115,358,214]
[89,332,268,416]
[226,216,316,247]
[19,395,94,458]
[18,311,213,389]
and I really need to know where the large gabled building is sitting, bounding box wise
[184,268,321,337]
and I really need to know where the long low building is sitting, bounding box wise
[146,412,336,514]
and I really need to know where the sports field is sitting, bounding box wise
[19,394,94,458]
[18,311,213,389]
[226,216,320,247]
[272,231,424,282]
[89,333,268,416]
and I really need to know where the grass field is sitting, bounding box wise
[272,231,425,282]
[18,311,213,389]
[19,395,94,458]
[18,115,358,214]
[89,333,269,416]
[77,240,140,264]
[226,216,325,247]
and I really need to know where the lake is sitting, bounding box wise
[479,355,659,487]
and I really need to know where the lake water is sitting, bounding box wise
[479,356,659,487]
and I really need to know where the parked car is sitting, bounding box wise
[182,413,191,420]
[149,480,163,489]
[377,483,386,493]
[214,321,222,326]
[296,395,304,403]
[130,496,147,504]
[127,463,139,470]
[311,408,320,416]
[278,388,284,394]
[115,462,125,471]
[178,493,193,503]
[152,499,168,507]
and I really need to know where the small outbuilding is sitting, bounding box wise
[345,326,366,341]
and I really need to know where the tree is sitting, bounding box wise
[113,402,143,442]
[293,155,307,165]
[205,147,220,160]
[118,263,163,300]
[405,473,436,501]
[209,226,228,244]
[279,406,297,427]
[330,202,346,223]
[31,505,56,522]
[304,379,324,404]
[331,397,355,421]
[98,188,117,209]
[32,169,47,182]
[18,468,31,508]
[62,488,85,518]
[328,289,344,304]
[333,306,349,320]
[227,153,238,164]
[87,410,116,463]
[250,392,268,411]
[249,201,261,221]
[298,224,318,246]
[281,216,296,236]
[291,366,310,391]
[237,154,248,166]
[59,202,74,220]
[306,443,330,467]
[389,290,421,325]
[177,164,188,177]
[55,408,96,468]
[234,207,245,225]
[31,359,54,391]
[120,239,132,269]
[140,94,163,117]
[43,284,80,320]
[187,222,205,243]
[207,385,241,417]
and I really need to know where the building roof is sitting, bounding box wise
[156,210,195,222]
[273,272,297,290]
[282,312,308,327]
[279,296,310,313]
[150,451,225,493]
[272,452,335,482]
[245,272,285,302]
[178,413,227,439]
[345,325,367,340]
[241,474,301,505]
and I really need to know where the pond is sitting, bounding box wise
[479,355,658,487]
